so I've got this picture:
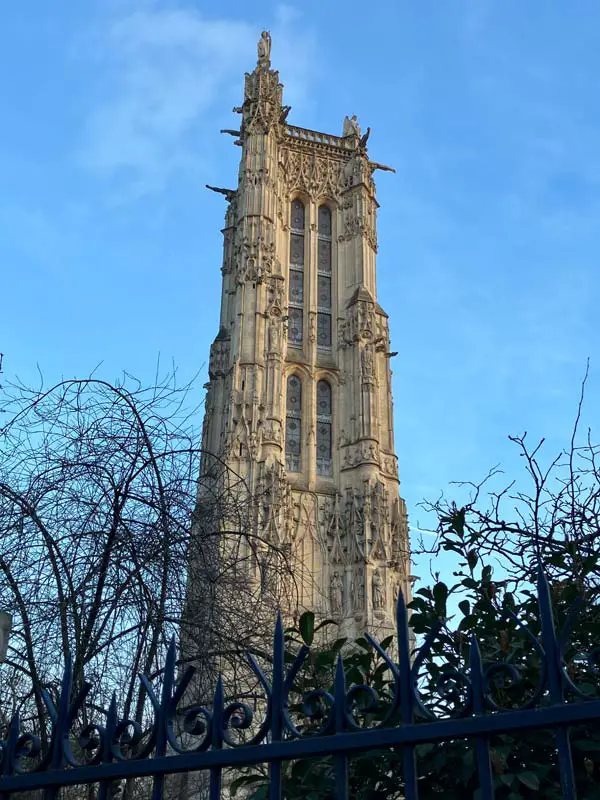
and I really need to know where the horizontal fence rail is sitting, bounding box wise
[0,566,598,799]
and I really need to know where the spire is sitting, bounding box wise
[236,31,285,136]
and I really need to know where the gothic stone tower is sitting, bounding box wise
[201,32,410,639]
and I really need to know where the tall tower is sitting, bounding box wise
[201,32,410,639]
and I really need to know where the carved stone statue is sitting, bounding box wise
[331,571,344,614]
[308,312,316,342]
[350,569,364,612]
[268,316,282,354]
[361,345,374,378]
[257,31,272,67]
[343,114,361,138]
[359,127,371,150]
[372,568,385,610]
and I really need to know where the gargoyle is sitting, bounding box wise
[206,185,236,202]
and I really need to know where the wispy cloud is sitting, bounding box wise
[75,3,317,195]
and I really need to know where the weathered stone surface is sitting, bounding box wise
[198,31,412,640]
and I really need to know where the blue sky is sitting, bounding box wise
[2,0,599,583]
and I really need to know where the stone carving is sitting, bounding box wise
[362,483,372,523]
[341,150,370,190]
[235,233,276,284]
[257,31,272,68]
[343,115,361,138]
[372,568,385,610]
[382,456,398,478]
[344,296,376,343]
[263,419,282,446]
[281,148,343,199]
[342,440,379,469]
[268,316,283,355]
[206,185,236,202]
[350,568,365,612]
[244,166,270,187]
[242,62,283,134]
[327,496,345,565]
[338,213,378,252]
[369,160,396,175]
[361,345,374,379]
[208,329,230,379]
[331,571,344,614]
[308,312,316,343]
[267,276,285,314]
[358,127,371,151]
[221,231,234,275]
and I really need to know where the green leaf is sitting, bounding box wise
[458,599,470,616]
[331,637,348,653]
[517,770,540,791]
[230,775,267,797]
[433,582,448,613]
[498,773,515,787]
[299,611,315,646]
[416,587,433,599]
[467,549,478,570]
[314,618,338,634]
[451,507,466,537]
[248,787,269,800]
[573,738,600,751]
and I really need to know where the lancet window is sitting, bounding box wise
[316,379,333,477]
[288,200,305,347]
[317,205,332,350]
[285,375,302,472]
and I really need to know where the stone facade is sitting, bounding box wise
[199,32,411,640]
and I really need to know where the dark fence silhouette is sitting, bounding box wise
[0,566,599,799]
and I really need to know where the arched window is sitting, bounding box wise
[316,379,332,476]
[285,375,302,472]
[317,206,332,350]
[288,200,305,347]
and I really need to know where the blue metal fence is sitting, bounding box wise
[0,566,599,798]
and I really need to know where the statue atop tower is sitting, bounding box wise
[257,30,272,68]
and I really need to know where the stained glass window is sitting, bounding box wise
[286,375,302,472]
[288,200,305,348]
[318,206,332,236]
[289,269,304,304]
[291,199,305,231]
[317,379,332,416]
[290,234,304,265]
[316,380,332,476]
[317,205,332,350]
[318,239,331,274]
[317,313,331,348]
[288,307,303,345]
[317,275,331,309]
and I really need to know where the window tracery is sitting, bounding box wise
[288,200,305,346]
[285,375,302,472]
[316,379,332,476]
[317,205,332,350]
